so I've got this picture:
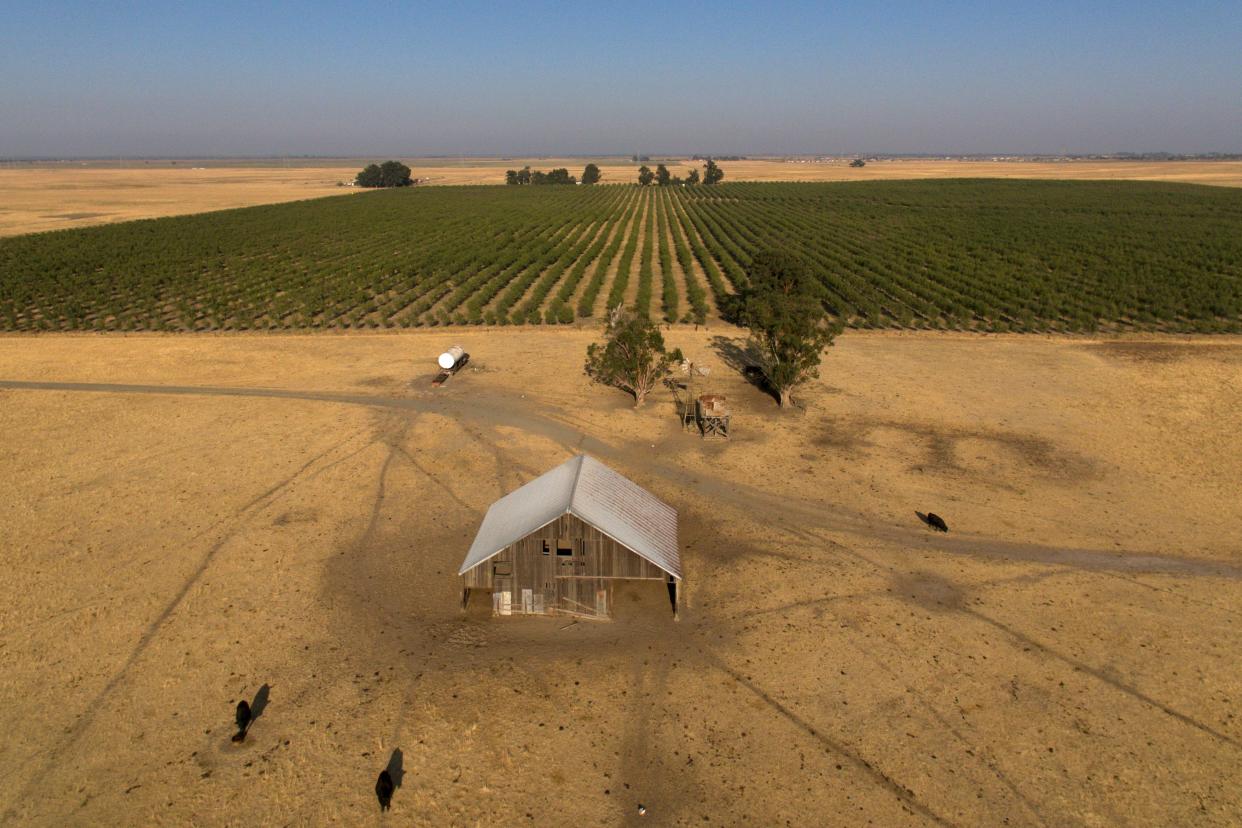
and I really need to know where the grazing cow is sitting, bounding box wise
[231,701,251,743]
[376,770,395,811]
[927,513,949,533]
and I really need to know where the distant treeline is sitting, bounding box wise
[355,161,412,188]
[1075,153,1242,161]
[505,165,601,186]
[855,153,1242,162]
[637,159,723,186]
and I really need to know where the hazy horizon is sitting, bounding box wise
[2,1,1240,158]
[6,152,1242,163]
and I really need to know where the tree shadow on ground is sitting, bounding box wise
[708,335,778,404]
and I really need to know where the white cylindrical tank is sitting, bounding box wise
[438,345,465,370]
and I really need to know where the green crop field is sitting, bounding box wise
[2,180,1241,333]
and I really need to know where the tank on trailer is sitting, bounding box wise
[438,345,465,370]
[432,345,470,387]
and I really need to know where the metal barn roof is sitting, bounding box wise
[458,455,681,579]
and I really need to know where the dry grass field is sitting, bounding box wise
[1,327,1239,825]
[710,158,1242,187]
[4,158,1242,236]
[0,166,361,237]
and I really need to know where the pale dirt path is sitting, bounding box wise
[655,188,692,322]
[623,189,652,309]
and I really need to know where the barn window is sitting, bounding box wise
[541,541,550,556]
[556,544,573,557]
[493,561,512,576]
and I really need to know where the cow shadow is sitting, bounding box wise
[250,684,271,721]
[385,748,405,790]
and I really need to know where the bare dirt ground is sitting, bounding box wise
[0,328,1240,826]
[4,158,1242,236]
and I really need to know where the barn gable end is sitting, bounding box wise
[459,455,680,619]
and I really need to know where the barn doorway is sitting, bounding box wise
[555,578,610,619]
[492,579,512,615]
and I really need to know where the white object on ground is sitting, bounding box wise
[438,345,465,370]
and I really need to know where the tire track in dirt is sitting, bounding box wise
[967,604,1242,750]
[786,525,1242,752]
[393,443,474,513]
[5,379,1239,581]
[700,652,958,827]
[1,426,376,816]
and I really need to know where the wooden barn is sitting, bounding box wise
[459,455,681,620]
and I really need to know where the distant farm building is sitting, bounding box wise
[459,455,681,620]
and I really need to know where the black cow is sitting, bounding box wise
[376,770,395,811]
[927,513,949,533]
[231,700,252,743]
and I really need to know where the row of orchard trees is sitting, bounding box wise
[502,160,724,187]
[638,159,723,187]
[505,164,602,186]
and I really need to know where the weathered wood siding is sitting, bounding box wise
[462,513,666,617]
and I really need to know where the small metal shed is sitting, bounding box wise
[459,455,681,619]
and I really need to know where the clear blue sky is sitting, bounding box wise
[2,1,1239,157]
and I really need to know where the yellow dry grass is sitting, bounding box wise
[0,166,360,237]
[699,157,1242,187]
[3,158,1241,237]
[1,328,1239,825]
